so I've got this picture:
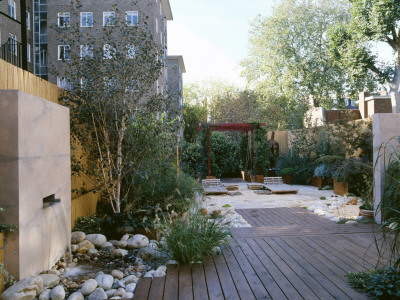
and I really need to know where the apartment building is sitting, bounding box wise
[45,0,172,92]
[0,0,34,72]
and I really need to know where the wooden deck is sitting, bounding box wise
[133,208,386,300]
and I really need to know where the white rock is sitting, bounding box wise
[126,234,149,249]
[125,283,137,293]
[96,274,114,290]
[144,270,155,278]
[123,275,139,284]
[87,248,98,254]
[111,270,124,280]
[120,234,130,242]
[110,297,122,300]
[113,249,128,258]
[106,289,117,298]
[121,293,134,300]
[0,276,43,300]
[345,220,357,224]
[115,288,126,297]
[356,216,364,221]
[81,279,98,296]
[156,266,167,273]
[167,260,178,264]
[38,274,60,289]
[86,234,107,248]
[88,288,107,300]
[47,269,61,276]
[39,289,51,300]
[50,285,65,300]
[67,292,84,300]
[113,279,125,289]
[114,241,127,248]
[71,244,79,253]
[71,232,86,244]
[101,242,113,249]
[153,270,166,277]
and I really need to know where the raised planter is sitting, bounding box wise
[312,177,328,188]
[360,209,374,219]
[255,175,264,183]
[334,179,348,196]
[282,175,293,184]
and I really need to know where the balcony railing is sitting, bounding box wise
[0,38,22,68]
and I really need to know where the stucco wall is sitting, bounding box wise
[0,90,71,279]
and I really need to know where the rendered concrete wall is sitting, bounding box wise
[373,113,400,224]
[0,90,71,280]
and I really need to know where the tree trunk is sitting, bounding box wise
[390,50,400,113]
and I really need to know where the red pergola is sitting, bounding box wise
[199,123,265,176]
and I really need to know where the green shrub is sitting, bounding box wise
[280,167,296,176]
[347,267,400,299]
[73,215,104,234]
[180,141,201,178]
[320,196,326,200]
[127,166,202,214]
[158,213,230,264]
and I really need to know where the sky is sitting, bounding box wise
[167,0,275,86]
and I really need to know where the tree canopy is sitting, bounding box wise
[328,0,400,112]
[241,0,375,127]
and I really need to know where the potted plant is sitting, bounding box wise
[281,167,296,184]
[312,164,331,188]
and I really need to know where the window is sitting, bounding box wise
[58,45,71,60]
[27,43,31,62]
[103,44,115,59]
[26,12,31,30]
[80,45,93,59]
[57,77,71,91]
[80,12,93,27]
[127,45,135,58]
[58,12,70,28]
[103,12,115,26]
[126,11,138,26]
[156,17,158,33]
[8,34,17,55]
[8,0,16,19]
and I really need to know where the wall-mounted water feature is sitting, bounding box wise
[0,90,71,280]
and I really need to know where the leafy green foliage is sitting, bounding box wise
[328,0,400,110]
[0,207,16,233]
[183,103,207,143]
[253,125,273,175]
[157,213,230,264]
[54,1,173,213]
[347,267,400,299]
[242,0,367,129]
[125,165,202,214]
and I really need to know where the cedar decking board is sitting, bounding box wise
[133,208,383,299]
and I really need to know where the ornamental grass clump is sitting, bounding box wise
[158,213,230,264]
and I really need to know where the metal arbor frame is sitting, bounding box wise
[199,123,264,176]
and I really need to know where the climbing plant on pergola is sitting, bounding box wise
[199,123,266,176]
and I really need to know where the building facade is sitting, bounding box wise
[0,0,34,72]
[46,0,172,92]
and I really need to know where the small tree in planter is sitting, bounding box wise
[312,164,332,188]
[252,125,273,182]
[280,167,296,184]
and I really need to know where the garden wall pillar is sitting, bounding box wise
[0,90,71,280]
[373,113,400,224]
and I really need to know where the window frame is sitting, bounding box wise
[8,0,16,19]
[27,43,31,62]
[80,44,94,59]
[58,45,71,61]
[80,12,93,28]
[26,11,31,30]
[103,11,116,26]
[57,12,70,28]
[126,11,138,26]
